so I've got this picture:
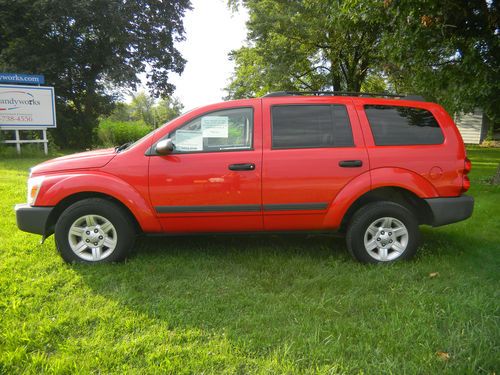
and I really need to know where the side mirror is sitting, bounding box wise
[155,138,175,155]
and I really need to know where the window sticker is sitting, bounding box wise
[201,116,229,138]
[175,130,203,151]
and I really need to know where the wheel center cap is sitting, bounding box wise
[378,229,394,248]
[83,226,104,245]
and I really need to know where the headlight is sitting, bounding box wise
[27,176,44,206]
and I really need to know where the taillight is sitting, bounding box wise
[462,157,472,193]
[464,157,472,174]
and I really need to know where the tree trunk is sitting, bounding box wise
[492,163,500,185]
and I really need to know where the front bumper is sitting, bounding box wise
[424,195,474,227]
[15,203,54,236]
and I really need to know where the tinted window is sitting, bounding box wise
[170,108,253,152]
[365,105,444,146]
[272,105,354,149]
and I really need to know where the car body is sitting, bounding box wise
[15,92,474,263]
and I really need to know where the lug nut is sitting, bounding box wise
[377,238,381,241]
[94,242,98,246]
[94,229,98,233]
[85,239,90,243]
[99,235,103,239]
[389,232,392,236]
[86,231,90,235]
[381,231,385,235]
[381,242,386,246]
[389,240,393,243]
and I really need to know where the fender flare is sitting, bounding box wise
[39,172,161,232]
[370,167,439,198]
[322,168,439,229]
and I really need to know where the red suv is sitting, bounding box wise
[15,92,474,263]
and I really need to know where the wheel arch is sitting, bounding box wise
[38,172,162,237]
[45,192,142,237]
[323,167,439,230]
[339,186,434,232]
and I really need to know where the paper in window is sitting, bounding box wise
[201,116,229,138]
[175,130,203,151]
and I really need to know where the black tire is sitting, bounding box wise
[55,198,136,264]
[346,201,420,263]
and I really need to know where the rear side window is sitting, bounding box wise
[365,105,444,146]
[272,105,354,149]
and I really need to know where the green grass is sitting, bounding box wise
[1,148,499,374]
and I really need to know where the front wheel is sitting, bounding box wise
[55,198,136,263]
[346,202,420,263]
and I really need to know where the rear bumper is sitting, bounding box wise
[15,203,54,236]
[424,195,474,227]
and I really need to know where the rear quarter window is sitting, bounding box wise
[365,105,444,146]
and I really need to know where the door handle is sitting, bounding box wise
[228,163,256,171]
[339,160,363,168]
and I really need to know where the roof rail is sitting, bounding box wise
[262,91,425,101]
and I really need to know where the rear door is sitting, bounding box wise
[148,102,263,233]
[262,97,369,231]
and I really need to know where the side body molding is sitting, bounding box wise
[37,172,162,232]
[322,168,440,229]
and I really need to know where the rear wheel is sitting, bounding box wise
[55,198,136,263]
[346,201,419,263]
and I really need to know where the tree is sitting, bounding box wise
[130,92,156,126]
[128,92,183,127]
[154,97,184,126]
[227,0,499,123]
[226,0,390,98]
[493,163,500,185]
[105,91,184,128]
[106,102,132,122]
[0,0,191,148]
[383,0,500,122]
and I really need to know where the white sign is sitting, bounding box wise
[176,130,203,151]
[201,116,228,138]
[0,85,56,128]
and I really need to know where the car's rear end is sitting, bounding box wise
[354,97,474,226]
[343,96,474,263]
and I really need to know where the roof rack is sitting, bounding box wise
[262,91,425,101]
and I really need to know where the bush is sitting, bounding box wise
[0,130,60,158]
[96,119,152,147]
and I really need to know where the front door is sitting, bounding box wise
[148,104,263,233]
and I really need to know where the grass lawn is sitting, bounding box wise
[0,147,499,374]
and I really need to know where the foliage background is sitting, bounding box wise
[0,0,191,149]
[226,0,499,125]
[94,92,183,147]
[96,120,150,148]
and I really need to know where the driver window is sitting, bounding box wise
[170,108,253,153]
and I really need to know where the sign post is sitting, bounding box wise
[0,77,56,155]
